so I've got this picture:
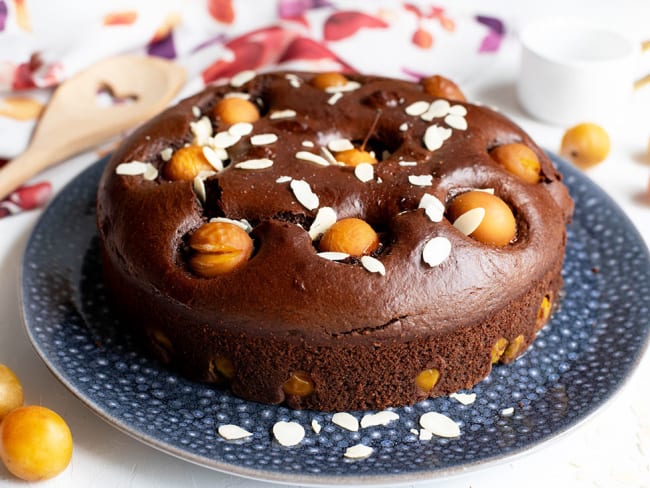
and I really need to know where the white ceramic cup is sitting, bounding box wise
[517,17,646,126]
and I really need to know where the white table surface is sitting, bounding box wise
[2,1,649,486]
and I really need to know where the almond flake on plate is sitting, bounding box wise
[317,251,350,261]
[405,100,430,116]
[270,109,296,119]
[251,133,278,145]
[501,407,515,417]
[272,421,305,447]
[408,174,433,187]
[228,122,254,137]
[360,411,399,428]
[453,207,485,236]
[328,138,355,152]
[311,419,322,434]
[409,428,419,436]
[275,175,292,183]
[418,193,445,222]
[419,411,461,438]
[218,424,252,440]
[419,429,433,441]
[332,412,359,432]
[361,256,386,276]
[422,236,452,267]
[116,161,148,175]
[296,151,330,167]
[444,114,468,130]
[190,116,213,146]
[290,179,319,210]
[160,147,173,161]
[354,162,374,183]
[344,444,373,459]
[230,69,256,87]
[202,146,224,172]
[423,124,452,151]
[449,392,476,405]
[235,158,274,170]
[308,207,337,240]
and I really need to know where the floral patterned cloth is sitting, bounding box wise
[0,0,504,217]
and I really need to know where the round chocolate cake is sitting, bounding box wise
[97,71,573,411]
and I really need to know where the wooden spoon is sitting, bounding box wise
[0,55,186,201]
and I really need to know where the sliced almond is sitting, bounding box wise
[218,424,253,440]
[213,130,241,149]
[354,162,374,183]
[344,444,373,459]
[317,251,350,261]
[190,116,213,146]
[309,207,337,240]
[449,392,476,405]
[408,174,433,187]
[405,100,430,116]
[453,207,485,236]
[270,109,297,119]
[311,419,322,434]
[228,122,254,137]
[272,421,305,447]
[419,411,461,438]
[423,124,452,151]
[230,69,256,87]
[361,256,386,276]
[421,99,451,121]
[422,236,452,267]
[332,412,359,432]
[290,179,319,210]
[444,114,467,130]
[296,151,330,167]
[235,158,274,170]
[360,411,399,428]
[202,146,224,172]
[160,147,173,161]
[418,193,445,222]
[328,138,355,152]
[251,133,278,145]
[116,161,148,175]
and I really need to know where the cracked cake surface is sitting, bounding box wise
[97,71,573,411]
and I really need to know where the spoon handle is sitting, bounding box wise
[0,146,58,201]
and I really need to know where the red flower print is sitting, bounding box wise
[208,0,235,24]
[202,27,296,84]
[278,36,356,72]
[323,11,388,42]
[103,11,138,26]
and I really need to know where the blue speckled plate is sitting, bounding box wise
[21,155,650,485]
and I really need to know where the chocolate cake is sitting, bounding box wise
[96,71,573,411]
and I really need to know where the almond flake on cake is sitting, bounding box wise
[275,175,292,183]
[421,99,451,121]
[230,69,256,87]
[228,122,254,137]
[327,138,355,152]
[325,81,361,93]
[191,106,201,118]
[398,161,417,166]
[418,193,445,222]
[272,421,305,447]
[332,412,359,432]
[213,130,241,149]
[290,179,319,210]
[453,207,485,236]
[192,170,216,202]
[327,92,343,105]
[404,100,430,116]
[408,174,433,187]
[309,207,337,240]
[160,147,174,162]
[444,114,468,130]
[423,124,452,151]
[422,237,452,267]
[269,109,297,119]
[354,162,374,183]
[190,116,213,146]
[115,161,149,176]
[251,133,278,145]
[224,91,251,100]
[317,251,350,261]
[419,412,461,438]
[285,73,302,88]
[202,146,224,172]
[217,424,253,440]
[361,256,386,276]
[296,151,330,167]
[209,217,252,233]
[235,158,274,170]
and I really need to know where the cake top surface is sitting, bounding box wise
[97,71,572,343]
